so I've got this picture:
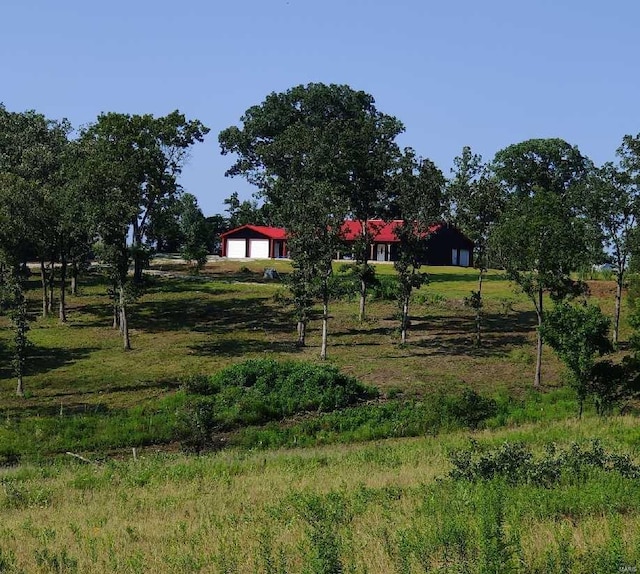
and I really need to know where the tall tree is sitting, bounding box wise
[220,83,383,358]
[585,162,638,346]
[78,119,140,350]
[0,174,34,396]
[341,108,404,322]
[492,138,593,387]
[84,111,209,283]
[390,149,445,344]
[79,111,208,347]
[0,105,71,318]
[0,106,74,394]
[178,193,210,272]
[448,146,505,346]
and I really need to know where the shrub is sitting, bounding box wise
[444,388,498,430]
[233,389,499,450]
[588,356,640,415]
[541,301,612,417]
[178,359,378,451]
[449,439,640,487]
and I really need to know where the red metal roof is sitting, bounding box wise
[341,220,443,243]
[221,221,446,243]
[220,224,287,240]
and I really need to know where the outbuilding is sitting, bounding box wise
[220,225,288,259]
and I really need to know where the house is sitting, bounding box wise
[220,225,288,259]
[339,220,474,267]
[220,220,474,267]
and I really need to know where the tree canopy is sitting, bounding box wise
[492,138,593,387]
[220,83,404,356]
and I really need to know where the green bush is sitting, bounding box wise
[449,439,640,487]
[178,359,378,451]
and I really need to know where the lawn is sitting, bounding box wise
[0,259,629,447]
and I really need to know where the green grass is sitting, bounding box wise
[0,260,632,456]
[0,259,636,572]
[1,416,640,572]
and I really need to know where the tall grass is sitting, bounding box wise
[1,416,639,572]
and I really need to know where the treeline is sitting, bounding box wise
[0,105,209,395]
[3,82,640,402]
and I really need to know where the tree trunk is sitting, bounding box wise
[71,262,78,296]
[614,271,623,347]
[401,295,410,345]
[47,259,55,314]
[534,287,543,389]
[59,255,67,323]
[296,319,306,347]
[133,252,143,284]
[112,283,120,330]
[120,286,131,350]
[358,223,371,323]
[320,297,328,360]
[40,259,48,318]
[475,269,484,347]
[16,374,24,397]
[132,219,144,284]
[359,278,367,323]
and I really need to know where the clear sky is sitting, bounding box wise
[2,0,639,216]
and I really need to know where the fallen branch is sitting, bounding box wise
[66,451,97,465]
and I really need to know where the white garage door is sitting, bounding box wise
[227,239,247,258]
[249,239,270,258]
[459,249,470,267]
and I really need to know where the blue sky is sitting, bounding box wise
[2,0,639,216]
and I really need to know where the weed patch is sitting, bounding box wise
[449,439,640,486]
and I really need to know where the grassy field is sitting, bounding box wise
[1,418,639,572]
[0,259,630,455]
[0,259,638,572]
[0,261,572,409]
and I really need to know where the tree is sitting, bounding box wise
[78,120,139,350]
[0,105,71,319]
[178,193,209,272]
[223,191,272,227]
[83,111,209,283]
[79,111,208,348]
[340,108,404,322]
[390,149,445,344]
[0,174,34,396]
[492,138,593,388]
[541,301,612,417]
[0,105,76,394]
[145,195,184,253]
[448,146,505,346]
[585,162,639,346]
[204,214,230,255]
[220,83,385,358]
